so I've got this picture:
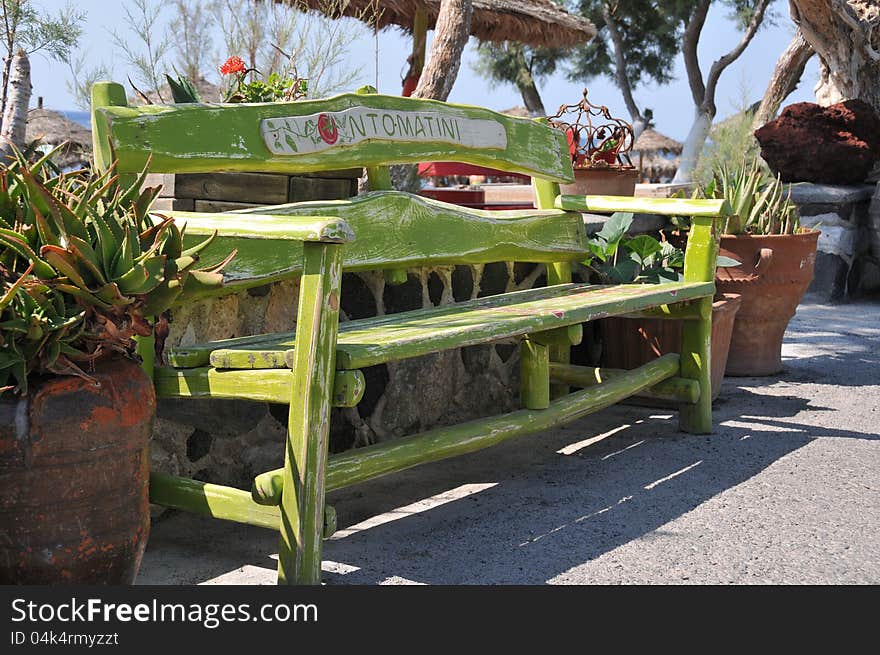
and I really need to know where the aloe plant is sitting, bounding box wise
[0,149,231,393]
[700,157,801,235]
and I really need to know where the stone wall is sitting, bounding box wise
[789,182,878,300]
[154,262,541,487]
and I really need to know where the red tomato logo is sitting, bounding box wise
[317,114,339,145]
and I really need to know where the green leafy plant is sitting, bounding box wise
[219,55,308,103]
[166,72,202,103]
[0,149,232,394]
[583,212,684,284]
[583,212,739,285]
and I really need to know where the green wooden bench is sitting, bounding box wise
[91,81,730,585]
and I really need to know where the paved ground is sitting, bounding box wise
[138,297,880,585]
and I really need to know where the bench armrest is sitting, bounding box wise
[555,195,732,218]
[152,210,356,244]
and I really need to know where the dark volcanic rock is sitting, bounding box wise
[755,100,880,184]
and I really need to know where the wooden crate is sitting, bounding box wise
[146,169,362,212]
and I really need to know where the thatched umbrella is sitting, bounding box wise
[638,152,680,183]
[26,107,91,170]
[282,1,596,93]
[633,128,683,155]
[501,105,530,118]
[288,0,596,47]
[632,128,682,181]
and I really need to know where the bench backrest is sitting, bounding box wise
[90,82,574,183]
[90,81,586,289]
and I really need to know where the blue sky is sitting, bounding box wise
[33,0,818,140]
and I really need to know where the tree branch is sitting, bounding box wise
[602,2,642,122]
[704,0,772,114]
[752,28,814,129]
[682,0,711,107]
[413,0,473,101]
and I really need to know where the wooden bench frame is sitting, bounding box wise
[91,81,730,585]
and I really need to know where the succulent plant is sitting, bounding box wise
[701,157,801,235]
[0,149,231,393]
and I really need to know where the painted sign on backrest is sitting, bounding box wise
[261,106,508,156]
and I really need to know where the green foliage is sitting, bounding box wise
[166,73,201,103]
[0,150,231,394]
[110,0,172,101]
[567,1,695,91]
[225,71,308,103]
[472,41,563,93]
[693,156,801,235]
[582,212,684,284]
[1,0,84,60]
[693,91,762,187]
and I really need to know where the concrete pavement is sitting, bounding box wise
[138,297,880,585]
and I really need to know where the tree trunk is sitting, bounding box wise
[413,0,473,102]
[507,46,546,116]
[674,109,713,184]
[752,29,814,131]
[789,0,880,113]
[518,78,546,117]
[602,3,646,139]
[391,0,473,192]
[0,49,31,161]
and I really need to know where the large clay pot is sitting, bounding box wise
[716,231,819,376]
[599,293,742,400]
[560,168,639,197]
[0,358,154,584]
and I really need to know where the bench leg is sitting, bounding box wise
[545,262,572,399]
[277,243,343,585]
[679,296,713,434]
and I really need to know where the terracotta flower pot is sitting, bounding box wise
[0,358,154,584]
[560,168,638,197]
[716,231,819,376]
[598,293,742,400]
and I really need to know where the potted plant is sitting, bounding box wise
[577,212,742,400]
[0,151,227,583]
[549,89,640,197]
[692,158,819,376]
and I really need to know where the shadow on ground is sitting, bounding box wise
[138,300,880,585]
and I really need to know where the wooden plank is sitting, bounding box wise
[277,243,343,585]
[153,367,365,407]
[158,210,355,243]
[555,195,732,218]
[193,199,267,213]
[171,191,586,296]
[150,197,195,211]
[299,168,363,180]
[289,176,356,202]
[251,354,681,503]
[617,303,702,320]
[172,281,714,370]
[174,172,290,204]
[548,363,700,405]
[93,83,574,183]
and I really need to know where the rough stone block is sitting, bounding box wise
[808,251,850,301]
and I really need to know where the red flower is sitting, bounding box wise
[220,56,246,76]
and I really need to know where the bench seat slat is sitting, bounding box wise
[167,281,714,370]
